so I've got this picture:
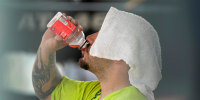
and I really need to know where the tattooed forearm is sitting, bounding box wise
[32,47,62,100]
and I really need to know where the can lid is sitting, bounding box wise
[47,12,63,28]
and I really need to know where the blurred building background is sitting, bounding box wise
[0,0,199,100]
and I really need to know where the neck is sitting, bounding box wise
[96,63,131,100]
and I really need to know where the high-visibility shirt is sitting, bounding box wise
[51,76,147,100]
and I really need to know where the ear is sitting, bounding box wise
[113,59,125,64]
[113,59,130,69]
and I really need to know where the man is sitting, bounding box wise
[32,7,161,100]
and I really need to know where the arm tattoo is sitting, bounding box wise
[32,47,62,100]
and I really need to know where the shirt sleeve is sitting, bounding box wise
[51,76,101,100]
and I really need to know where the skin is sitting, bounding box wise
[32,16,82,100]
[32,16,131,100]
[80,33,131,100]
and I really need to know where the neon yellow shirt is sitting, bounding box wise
[51,76,147,100]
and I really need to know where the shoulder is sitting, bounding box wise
[51,76,101,100]
[60,76,100,88]
[103,86,147,100]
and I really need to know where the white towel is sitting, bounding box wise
[89,7,162,100]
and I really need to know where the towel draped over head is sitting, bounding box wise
[89,7,162,100]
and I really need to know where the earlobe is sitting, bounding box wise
[114,60,129,68]
[119,59,125,63]
[114,59,124,64]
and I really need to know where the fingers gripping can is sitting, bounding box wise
[47,12,88,49]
